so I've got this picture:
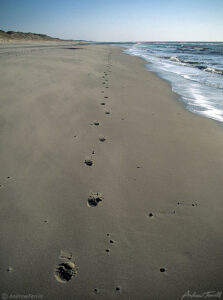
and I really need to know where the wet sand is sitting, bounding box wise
[0,42,223,299]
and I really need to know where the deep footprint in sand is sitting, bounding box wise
[99,137,106,142]
[100,102,106,105]
[85,159,93,166]
[105,111,110,115]
[88,192,103,207]
[104,96,108,99]
[6,267,13,273]
[93,121,100,126]
[160,267,166,273]
[55,250,77,283]
[55,262,77,283]
[93,288,100,294]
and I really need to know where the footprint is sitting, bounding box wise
[160,267,166,273]
[105,111,110,115]
[101,91,104,93]
[85,159,93,166]
[100,102,106,105]
[148,213,154,218]
[93,121,100,126]
[102,82,106,84]
[55,262,77,283]
[99,137,106,142]
[93,288,99,294]
[104,96,108,99]
[55,250,77,283]
[6,267,13,273]
[105,249,110,253]
[88,192,103,207]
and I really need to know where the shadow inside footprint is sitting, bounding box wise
[94,288,99,294]
[88,193,103,207]
[6,267,13,273]
[100,102,105,105]
[94,121,100,126]
[99,137,106,142]
[85,159,93,166]
[55,262,77,283]
[160,267,166,273]
[105,111,110,115]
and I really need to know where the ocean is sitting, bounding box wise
[119,42,223,123]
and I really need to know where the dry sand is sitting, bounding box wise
[0,42,223,299]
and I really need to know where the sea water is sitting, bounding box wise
[120,42,223,123]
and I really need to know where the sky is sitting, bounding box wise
[0,0,222,42]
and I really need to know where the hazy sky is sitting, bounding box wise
[0,0,222,41]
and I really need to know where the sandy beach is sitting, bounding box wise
[0,42,223,299]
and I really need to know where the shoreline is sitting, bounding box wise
[122,42,223,125]
[0,42,223,299]
[120,44,223,130]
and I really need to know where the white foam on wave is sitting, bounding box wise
[125,44,223,123]
[205,66,223,75]
[170,56,181,63]
[186,87,223,122]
